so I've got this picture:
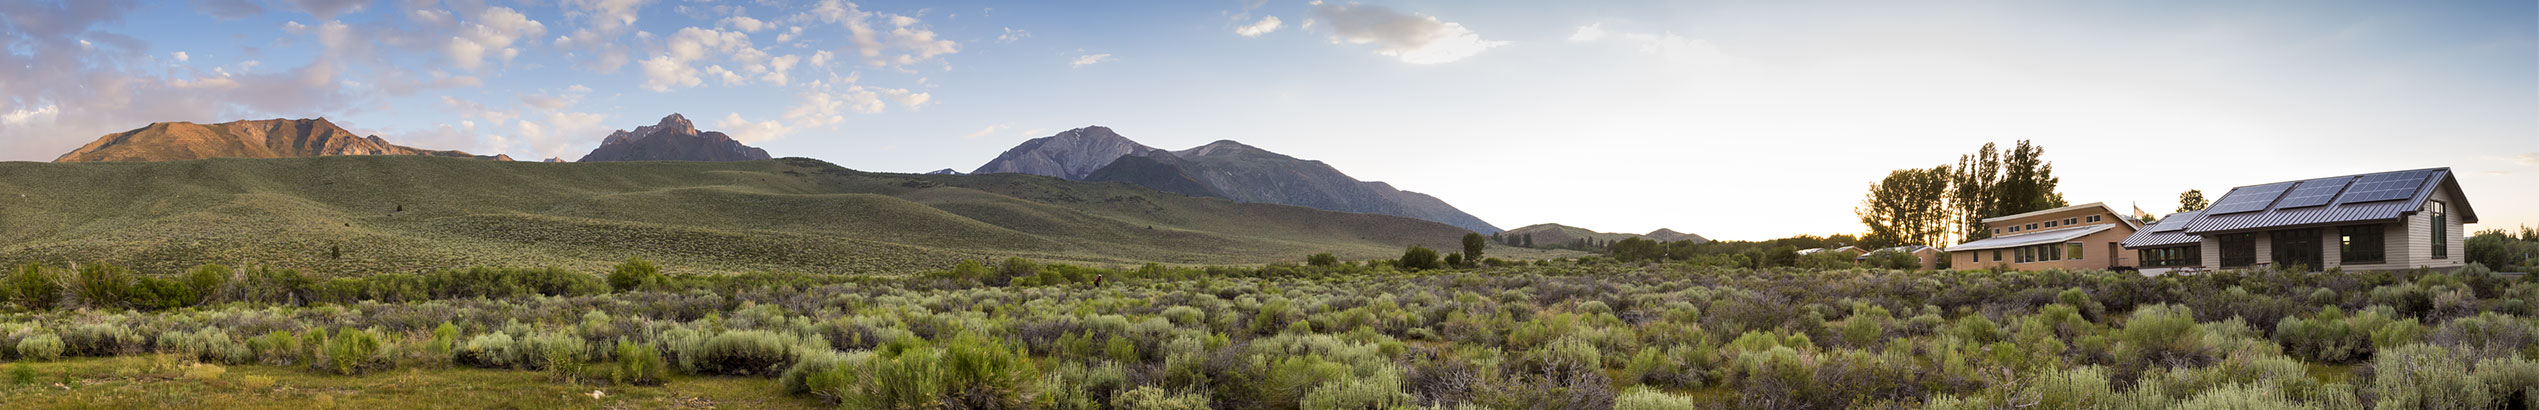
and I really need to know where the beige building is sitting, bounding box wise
[2122,168,2476,274]
[1949,202,2143,271]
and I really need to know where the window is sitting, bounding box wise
[2018,247,2033,263]
[1993,228,2002,235]
[2010,226,2021,233]
[2027,223,2038,230]
[2068,242,2084,260]
[2048,244,2062,261]
[1992,250,2002,262]
[2341,225,2385,264]
[2141,246,2202,267]
[2046,221,2059,228]
[2087,215,2102,223]
[2219,233,2256,268]
[2066,218,2079,225]
[2430,201,2448,259]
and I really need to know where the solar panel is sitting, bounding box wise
[2152,211,2201,232]
[2335,169,2436,205]
[2204,182,2295,215]
[2273,176,2355,209]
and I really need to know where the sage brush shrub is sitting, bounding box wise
[7,263,63,310]
[693,330,796,376]
[16,333,63,361]
[324,328,388,375]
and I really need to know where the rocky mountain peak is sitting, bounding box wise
[576,114,772,162]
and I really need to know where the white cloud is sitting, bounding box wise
[2516,152,2539,167]
[1070,53,1113,68]
[1236,16,1283,37]
[448,7,548,72]
[1308,3,1506,64]
[718,112,792,143]
[638,27,772,91]
[2,105,59,127]
[722,16,769,32]
[998,27,1029,43]
[171,51,190,62]
[811,0,960,68]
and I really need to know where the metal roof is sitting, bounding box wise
[2122,210,2204,248]
[1952,224,2115,251]
[1979,202,2143,230]
[2181,168,2468,235]
[2123,168,2477,249]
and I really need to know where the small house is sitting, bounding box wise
[1949,202,2144,271]
[2121,168,2475,274]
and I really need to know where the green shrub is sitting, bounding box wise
[461,332,519,368]
[181,264,228,305]
[2117,304,2211,368]
[941,333,1038,409]
[424,322,460,365]
[323,328,387,375]
[2372,344,2493,410]
[613,340,669,386]
[16,334,63,361]
[1307,253,1340,267]
[1615,387,1699,410]
[69,263,135,309]
[692,330,796,376]
[7,263,63,310]
[523,331,588,378]
[1115,386,1210,410]
[249,330,302,366]
[607,257,666,292]
[1400,246,1441,271]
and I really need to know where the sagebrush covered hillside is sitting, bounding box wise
[0,156,1478,275]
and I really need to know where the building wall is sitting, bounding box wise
[1962,205,2140,271]
[1915,248,1939,270]
[2187,185,2463,272]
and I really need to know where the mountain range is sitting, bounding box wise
[53,118,510,163]
[972,126,1503,233]
[576,114,772,162]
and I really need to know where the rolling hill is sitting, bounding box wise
[0,156,1480,276]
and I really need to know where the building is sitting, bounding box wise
[2121,168,2475,274]
[1858,245,1941,270]
[1949,202,2143,271]
[1796,246,1864,257]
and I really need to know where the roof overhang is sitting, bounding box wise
[1980,202,2142,230]
[1951,224,2115,252]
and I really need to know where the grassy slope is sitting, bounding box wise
[0,156,1476,275]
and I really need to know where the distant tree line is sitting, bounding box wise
[1856,141,2067,249]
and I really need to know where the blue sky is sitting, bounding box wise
[2,0,2534,241]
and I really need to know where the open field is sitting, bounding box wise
[0,156,1540,275]
[1,258,2534,409]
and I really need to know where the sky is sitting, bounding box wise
[1,0,2533,241]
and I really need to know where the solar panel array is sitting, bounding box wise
[2273,176,2356,209]
[2151,211,2200,232]
[2204,182,2296,215]
[2336,169,2437,205]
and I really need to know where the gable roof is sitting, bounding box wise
[1952,224,2116,252]
[2177,168,2474,235]
[1980,202,2143,230]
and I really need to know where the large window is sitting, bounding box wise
[2430,201,2448,259]
[2067,242,2084,260]
[2017,247,2031,263]
[2141,245,2202,267]
[2219,233,2257,268]
[1992,250,2002,262]
[2340,225,2385,264]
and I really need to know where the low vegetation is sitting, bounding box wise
[1,255,2534,409]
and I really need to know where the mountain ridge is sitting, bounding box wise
[576,114,773,162]
[978,127,1503,233]
[53,118,506,162]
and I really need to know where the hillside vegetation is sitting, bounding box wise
[0,156,1481,275]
